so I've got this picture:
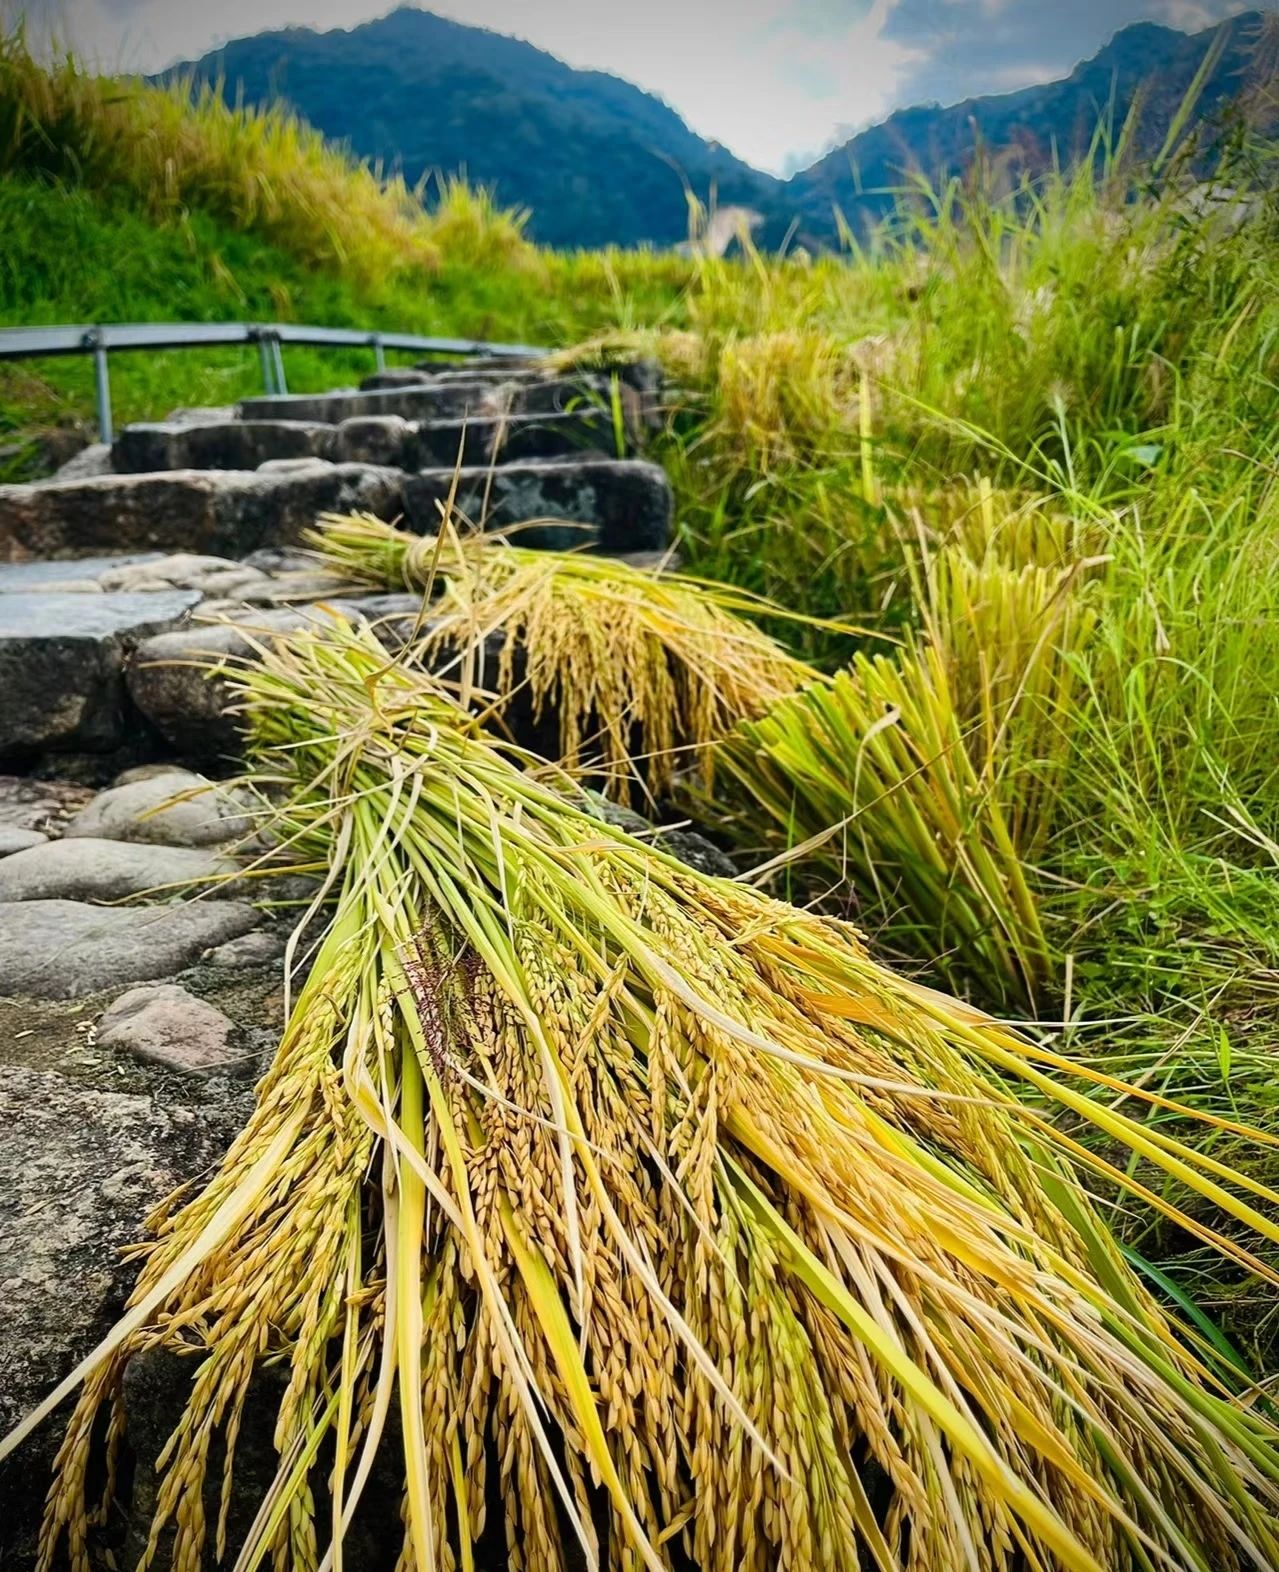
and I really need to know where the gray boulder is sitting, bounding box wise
[0,1065,252,1567]
[404,457,672,552]
[206,928,288,968]
[0,898,260,998]
[0,826,46,857]
[0,589,201,759]
[63,769,254,847]
[0,836,239,902]
[97,983,240,1075]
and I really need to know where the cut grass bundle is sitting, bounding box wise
[710,549,1098,1005]
[13,620,1279,1572]
[313,510,821,800]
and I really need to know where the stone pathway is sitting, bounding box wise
[0,353,684,1562]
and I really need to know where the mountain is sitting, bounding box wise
[793,12,1274,234]
[159,8,1273,252]
[155,7,790,251]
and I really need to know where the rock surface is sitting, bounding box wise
[97,982,240,1074]
[0,589,200,758]
[0,835,239,902]
[0,1064,252,1568]
[63,768,254,847]
[0,826,46,856]
[0,898,260,998]
[0,775,94,832]
[237,372,600,427]
[112,419,331,474]
[0,462,407,560]
[404,457,673,552]
[206,928,288,968]
[127,598,422,759]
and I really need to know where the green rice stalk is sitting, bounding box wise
[9,619,1279,1572]
[709,548,1098,1005]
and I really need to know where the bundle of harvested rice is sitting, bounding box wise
[10,621,1279,1572]
[312,510,821,800]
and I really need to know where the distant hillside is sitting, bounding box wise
[159,7,1274,250]
[793,12,1274,234]
[156,7,790,251]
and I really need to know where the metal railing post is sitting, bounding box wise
[89,329,113,443]
[256,332,276,395]
[372,333,386,372]
[269,335,288,395]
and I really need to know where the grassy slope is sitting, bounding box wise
[0,174,693,474]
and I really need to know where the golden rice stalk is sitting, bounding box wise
[708,549,1098,1005]
[312,510,819,801]
[11,621,1279,1572]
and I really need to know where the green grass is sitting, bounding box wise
[0,172,692,475]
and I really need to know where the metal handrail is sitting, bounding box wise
[0,322,546,442]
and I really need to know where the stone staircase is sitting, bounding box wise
[0,353,672,767]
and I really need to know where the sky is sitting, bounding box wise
[12,0,1273,171]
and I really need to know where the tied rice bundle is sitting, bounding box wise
[9,621,1279,1572]
[312,511,820,800]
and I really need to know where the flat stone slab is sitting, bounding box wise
[0,837,240,902]
[206,928,287,968]
[0,590,201,758]
[97,982,240,1074]
[0,898,260,998]
[0,553,162,591]
[113,419,331,474]
[236,373,594,426]
[405,458,673,553]
[64,768,254,846]
[0,827,47,856]
[0,462,407,561]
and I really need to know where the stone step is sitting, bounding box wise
[236,374,609,427]
[403,458,673,554]
[1,455,670,563]
[113,419,332,474]
[330,410,626,469]
[360,363,542,392]
[112,410,626,475]
[0,590,201,759]
[413,354,542,376]
[0,462,406,561]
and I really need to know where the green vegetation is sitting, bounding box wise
[8,35,1279,1566]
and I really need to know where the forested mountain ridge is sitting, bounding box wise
[159,6,1274,249]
